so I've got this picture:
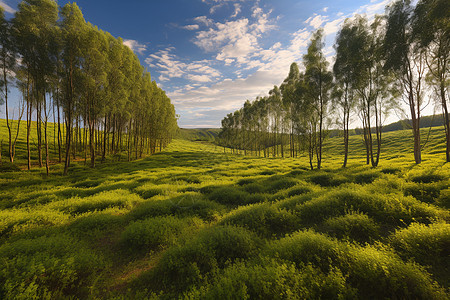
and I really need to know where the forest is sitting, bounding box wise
[0,1,178,175]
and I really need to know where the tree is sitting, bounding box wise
[385,0,427,164]
[60,2,87,175]
[333,19,361,167]
[413,0,450,162]
[0,7,20,163]
[303,29,333,169]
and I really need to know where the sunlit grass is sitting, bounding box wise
[0,124,448,298]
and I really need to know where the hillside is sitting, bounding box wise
[0,123,449,299]
[176,128,220,142]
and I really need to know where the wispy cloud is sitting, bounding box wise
[145,47,221,83]
[123,39,147,55]
[183,24,200,30]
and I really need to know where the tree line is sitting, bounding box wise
[218,0,449,168]
[0,0,178,175]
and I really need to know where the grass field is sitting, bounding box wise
[0,121,449,299]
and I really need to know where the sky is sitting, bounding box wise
[1,0,425,128]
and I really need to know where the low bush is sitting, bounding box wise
[404,182,442,204]
[129,196,224,222]
[381,167,401,174]
[353,171,380,184]
[260,170,275,175]
[0,234,106,299]
[288,185,313,197]
[266,230,446,299]
[411,172,445,184]
[390,223,450,286]
[265,177,298,193]
[56,190,138,215]
[134,226,262,293]
[119,216,202,254]
[69,213,124,237]
[221,204,299,238]
[237,178,255,186]
[320,212,380,243]
[0,162,21,172]
[242,182,264,194]
[184,259,355,299]
[208,187,249,205]
[295,188,444,227]
[309,173,346,187]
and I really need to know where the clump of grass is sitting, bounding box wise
[266,230,447,299]
[134,226,262,293]
[320,212,380,243]
[0,162,21,172]
[242,182,264,194]
[288,185,314,197]
[119,216,203,254]
[260,170,275,175]
[55,189,139,215]
[265,177,298,193]
[208,187,251,205]
[221,203,299,238]
[0,234,107,299]
[390,222,450,286]
[237,178,255,186]
[309,173,347,187]
[295,188,444,228]
[129,194,225,221]
[410,172,445,184]
[69,213,124,238]
[184,258,354,299]
[353,171,380,184]
[404,182,442,204]
[381,167,401,174]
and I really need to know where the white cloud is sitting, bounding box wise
[305,14,328,29]
[231,3,241,18]
[146,47,221,83]
[193,5,275,65]
[194,16,214,27]
[123,39,147,55]
[0,1,16,14]
[183,24,200,30]
[323,7,329,12]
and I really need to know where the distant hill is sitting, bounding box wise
[328,114,446,137]
[177,128,220,141]
[179,115,445,141]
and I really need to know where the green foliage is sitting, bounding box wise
[295,188,444,228]
[267,230,447,299]
[208,187,263,206]
[0,136,448,298]
[390,223,450,285]
[129,195,225,222]
[320,212,380,243]
[309,173,347,187]
[221,203,299,238]
[184,259,355,299]
[119,216,202,254]
[135,226,262,293]
[0,162,20,172]
[0,234,106,299]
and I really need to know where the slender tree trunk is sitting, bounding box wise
[3,59,13,163]
[44,93,49,176]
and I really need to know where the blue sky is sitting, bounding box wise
[1,0,403,128]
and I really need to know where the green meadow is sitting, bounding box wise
[0,122,449,299]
